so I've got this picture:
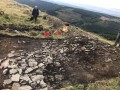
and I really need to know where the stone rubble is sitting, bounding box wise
[1,49,52,90]
[0,36,120,90]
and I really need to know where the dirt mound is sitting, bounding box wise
[0,35,120,89]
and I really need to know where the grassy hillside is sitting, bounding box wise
[47,7,120,41]
[0,0,114,45]
[16,0,120,41]
[0,0,120,90]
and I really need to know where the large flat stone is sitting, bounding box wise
[11,74,20,82]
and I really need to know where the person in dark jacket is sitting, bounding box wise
[31,6,39,23]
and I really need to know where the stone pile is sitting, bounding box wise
[0,49,54,90]
[0,36,120,90]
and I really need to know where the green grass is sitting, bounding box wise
[0,13,51,28]
[60,77,120,90]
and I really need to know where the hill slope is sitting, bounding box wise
[0,0,120,90]
[16,0,120,40]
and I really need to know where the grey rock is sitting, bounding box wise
[55,62,61,67]
[19,50,24,52]
[60,49,64,53]
[18,69,23,74]
[45,56,53,64]
[9,69,18,74]
[15,57,22,60]
[14,30,20,34]
[35,55,41,58]
[31,75,44,82]
[3,69,8,75]
[38,63,44,68]
[28,59,35,62]
[40,80,47,88]
[81,47,86,51]
[11,74,20,82]
[27,53,34,58]
[11,83,20,90]
[18,85,32,90]
[1,59,10,68]
[25,68,34,74]
[36,69,43,74]
[3,79,12,85]
[20,63,27,69]
[8,53,14,58]
[33,66,39,70]
[18,59,27,64]
[20,75,31,82]
[23,41,26,43]
[36,80,41,84]
[30,82,37,88]
[105,58,112,63]
[28,61,38,67]
[35,50,40,53]
[1,89,10,90]
[85,49,91,52]
[8,65,18,69]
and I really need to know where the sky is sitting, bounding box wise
[42,0,120,17]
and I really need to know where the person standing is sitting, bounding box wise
[31,6,39,23]
[114,31,120,47]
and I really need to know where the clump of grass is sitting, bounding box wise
[28,30,40,36]
[61,77,120,90]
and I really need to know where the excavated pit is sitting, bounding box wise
[0,35,120,90]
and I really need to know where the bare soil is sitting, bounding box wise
[0,34,120,89]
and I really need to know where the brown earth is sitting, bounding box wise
[0,34,120,89]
